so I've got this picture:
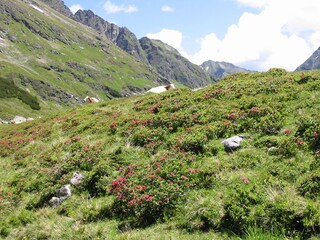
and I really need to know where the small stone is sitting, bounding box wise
[49,197,62,207]
[57,184,72,198]
[70,172,84,185]
[221,136,247,152]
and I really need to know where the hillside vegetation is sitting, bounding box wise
[0,69,320,239]
[0,0,167,118]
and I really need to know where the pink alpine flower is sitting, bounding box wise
[283,129,292,134]
[241,177,250,184]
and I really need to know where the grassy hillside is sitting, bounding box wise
[0,69,320,239]
[0,0,167,119]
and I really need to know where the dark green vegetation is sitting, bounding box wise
[201,60,251,79]
[0,76,40,110]
[0,0,168,118]
[0,69,319,239]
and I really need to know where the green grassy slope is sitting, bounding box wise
[0,0,167,119]
[0,69,319,239]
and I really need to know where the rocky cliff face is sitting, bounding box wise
[201,60,250,79]
[296,47,320,71]
[73,10,148,63]
[39,0,73,18]
[140,37,216,88]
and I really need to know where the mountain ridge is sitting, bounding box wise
[72,8,215,88]
[201,60,251,79]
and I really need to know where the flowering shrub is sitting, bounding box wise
[107,153,203,227]
[295,116,320,151]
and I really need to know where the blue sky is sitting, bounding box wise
[64,0,320,71]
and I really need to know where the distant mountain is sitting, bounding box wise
[201,60,250,79]
[140,37,216,88]
[72,9,215,88]
[73,10,148,63]
[296,47,320,71]
[0,0,168,118]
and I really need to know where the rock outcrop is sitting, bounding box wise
[73,10,148,63]
[39,0,73,18]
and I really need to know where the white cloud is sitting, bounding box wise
[310,32,320,49]
[236,0,270,8]
[161,5,174,13]
[146,29,183,51]
[69,4,83,14]
[148,1,320,71]
[103,1,138,14]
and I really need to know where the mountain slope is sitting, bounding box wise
[140,37,216,88]
[201,60,250,79]
[296,46,320,71]
[0,68,319,239]
[72,9,215,89]
[73,10,148,63]
[0,0,168,119]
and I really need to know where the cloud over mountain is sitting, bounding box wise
[69,4,83,14]
[103,1,138,14]
[147,0,320,71]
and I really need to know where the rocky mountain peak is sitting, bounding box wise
[73,10,147,63]
[296,47,320,71]
[39,0,73,17]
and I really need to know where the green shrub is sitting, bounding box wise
[222,179,267,234]
[295,116,320,152]
[174,190,223,232]
[298,171,320,199]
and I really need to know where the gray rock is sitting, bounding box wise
[221,136,248,152]
[0,118,9,124]
[57,184,72,198]
[70,172,84,185]
[49,184,72,207]
[10,116,27,124]
[49,197,62,207]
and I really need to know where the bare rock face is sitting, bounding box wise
[39,0,73,18]
[73,10,148,63]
